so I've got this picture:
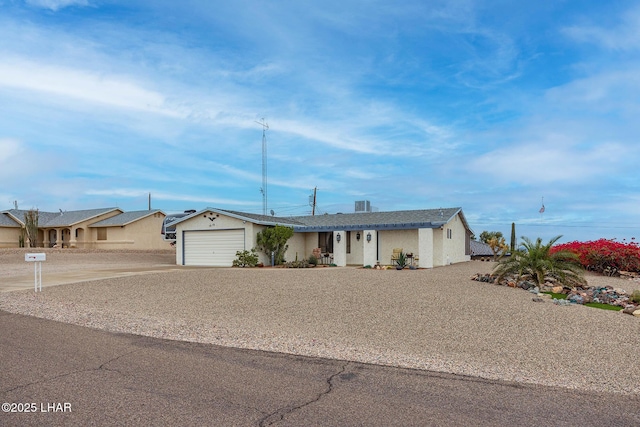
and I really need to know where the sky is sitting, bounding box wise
[1,0,639,244]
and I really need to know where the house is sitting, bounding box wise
[0,208,169,250]
[469,239,509,260]
[470,240,494,260]
[171,207,473,267]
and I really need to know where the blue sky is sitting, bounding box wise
[1,0,639,243]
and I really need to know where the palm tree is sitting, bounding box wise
[493,235,586,288]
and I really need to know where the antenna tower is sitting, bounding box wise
[255,118,269,215]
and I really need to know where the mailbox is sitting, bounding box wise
[25,253,46,262]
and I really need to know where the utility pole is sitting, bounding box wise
[255,119,269,216]
[312,187,317,216]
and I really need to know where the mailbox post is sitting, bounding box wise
[25,253,46,292]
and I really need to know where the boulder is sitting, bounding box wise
[552,286,563,294]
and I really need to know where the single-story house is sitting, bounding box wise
[470,240,494,260]
[469,239,509,260]
[0,208,170,250]
[171,207,473,268]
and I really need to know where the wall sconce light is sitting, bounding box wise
[366,232,372,242]
[356,232,361,241]
[336,233,341,243]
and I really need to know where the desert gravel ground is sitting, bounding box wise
[1,249,639,395]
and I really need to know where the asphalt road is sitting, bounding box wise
[1,310,639,427]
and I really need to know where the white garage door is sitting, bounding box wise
[183,229,245,266]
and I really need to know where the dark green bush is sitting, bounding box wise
[232,249,259,267]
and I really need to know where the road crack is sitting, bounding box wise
[2,348,143,393]
[258,362,350,426]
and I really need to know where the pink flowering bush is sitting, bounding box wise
[551,238,640,273]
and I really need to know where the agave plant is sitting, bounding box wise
[395,251,408,269]
[493,235,586,288]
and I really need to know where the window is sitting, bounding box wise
[97,228,107,240]
[447,229,452,239]
[346,231,351,254]
[318,232,333,254]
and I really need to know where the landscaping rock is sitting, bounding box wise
[552,286,563,294]
[532,297,544,303]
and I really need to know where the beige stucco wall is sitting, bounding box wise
[89,213,170,250]
[0,227,21,248]
[378,229,419,266]
[285,233,307,263]
[440,213,471,265]
[418,228,434,268]
[345,230,365,265]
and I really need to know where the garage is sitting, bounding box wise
[183,229,245,266]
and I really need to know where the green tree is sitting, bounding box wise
[24,209,39,248]
[479,231,503,244]
[480,231,508,261]
[255,225,294,265]
[493,235,586,287]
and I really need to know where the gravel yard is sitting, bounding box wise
[1,249,639,395]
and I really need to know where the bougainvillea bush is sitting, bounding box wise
[551,238,640,273]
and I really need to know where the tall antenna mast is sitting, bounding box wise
[255,118,269,215]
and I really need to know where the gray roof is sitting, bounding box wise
[0,213,20,227]
[470,240,494,256]
[172,207,471,233]
[220,209,306,226]
[470,240,508,256]
[1,208,121,227]
[90,210,164,227]
[290,207,464,231]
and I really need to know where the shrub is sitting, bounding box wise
[630,290,640,304]
[308,254,318,266]
[552,238,640,273]
[285,259,310,268]
[494,235,586,287]
[232,249,259,267]
[255,225,294,265]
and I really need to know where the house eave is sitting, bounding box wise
[293,222,445,232]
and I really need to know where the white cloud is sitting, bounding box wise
[563,6,640,51]
[0,138,23,163]
[471,141,623,185]
[85,189,256,207]
[0,58,184,117]
[25,0,89,11]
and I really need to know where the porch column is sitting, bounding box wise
[42,228,50,248]
[333,230,347,267]
[55,228,63,247]
[362,230,377,267]
[418,228,434,269]
[69,227,77,248]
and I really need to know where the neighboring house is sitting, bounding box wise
[470,240,494,260]
[469,240,508,260]
[0,212,22,247]
[0,208,169,250]
[171,207,473,268]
